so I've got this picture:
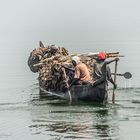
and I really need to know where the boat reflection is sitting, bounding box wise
[29,96,120,139]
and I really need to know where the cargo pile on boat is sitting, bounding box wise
[28,41,121,92]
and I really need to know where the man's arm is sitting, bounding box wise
[68,67,80,88]
[74,67,80,79]
[69,78,79,88]
[108,77,117,89]
[106,66,117,89]
[106,58,119,64]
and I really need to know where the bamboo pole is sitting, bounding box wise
[112,60,118,104]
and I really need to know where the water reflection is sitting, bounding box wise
[0,85,139,139]
[29,94,120,139]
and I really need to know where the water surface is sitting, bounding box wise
[0,83,140,140]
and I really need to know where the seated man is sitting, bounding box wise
[71,56,92,85]
[92,52,119,89]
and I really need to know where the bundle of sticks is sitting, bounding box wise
[28,41,122,92]
[28,41,69,73]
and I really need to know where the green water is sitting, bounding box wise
[0,0,140,139]
[0,85,140,140]
[0,42,139,139]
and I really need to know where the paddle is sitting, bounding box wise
[111,72,132,79]
[112,60,118,104]
[62,67,72,104]
[39,87,65,98]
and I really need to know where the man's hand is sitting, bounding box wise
[66,85,70,90]
[91,81,98,87]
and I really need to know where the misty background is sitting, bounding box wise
[0,0,140,89]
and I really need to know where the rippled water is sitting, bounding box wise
[0,42,140,139]
[0,84,140,140]
[0,35,140,140]
[1,1,140,138]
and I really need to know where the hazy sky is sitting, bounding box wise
[0,0,140,46]
[0,0,140,87]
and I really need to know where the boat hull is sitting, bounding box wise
[39,83,108,103]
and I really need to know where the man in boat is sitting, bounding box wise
[70,56,92,85]
[92,52,119,89]
[91,52,119,101]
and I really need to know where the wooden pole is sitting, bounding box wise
[62,68,72,104]
[112,60,118,104]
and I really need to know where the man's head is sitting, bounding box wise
[72,56,80,66]
[97,52,107,61]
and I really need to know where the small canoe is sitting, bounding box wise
[39,83,108,103]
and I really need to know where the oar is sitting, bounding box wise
[62,68,72,104]
[39,87,65,98]
[112,60,118,104]
[111,72,132,79]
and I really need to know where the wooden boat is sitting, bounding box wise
[28,44,132,104]
[39,82,108,103]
